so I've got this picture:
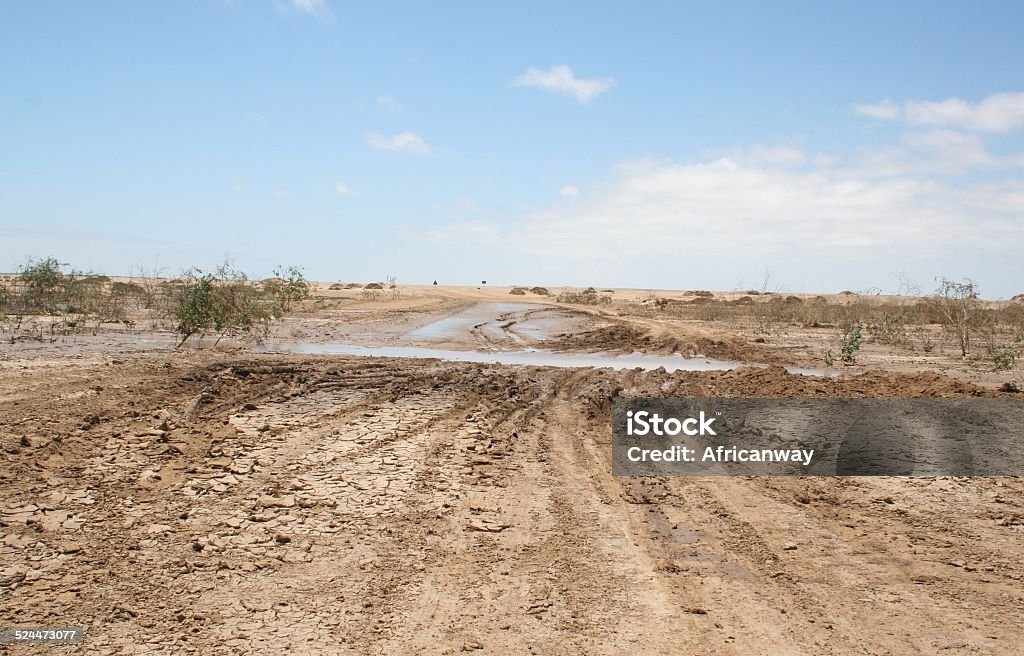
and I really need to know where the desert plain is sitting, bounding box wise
[1,282,1022,655]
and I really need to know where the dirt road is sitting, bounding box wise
[1,298,1022,654]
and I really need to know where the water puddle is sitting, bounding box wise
[262,341,833,376]
[401,303,562,342]
[264,303,834,375]
[510,316,564,341]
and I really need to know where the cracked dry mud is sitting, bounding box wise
[1,351,1023,655]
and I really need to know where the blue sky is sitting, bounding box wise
[2,1,1023,296]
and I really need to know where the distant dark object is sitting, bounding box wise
[509,287,527,295]
[364,282,384,290]
[481,280,487,285]
[433,281,438,286]
[529,287,550,296]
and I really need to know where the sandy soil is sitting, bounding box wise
[1,286,1022,654]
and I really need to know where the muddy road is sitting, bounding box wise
[1,297,1023,654]
[1,346,1022,655]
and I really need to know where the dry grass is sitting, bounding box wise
[621,292,1024,368]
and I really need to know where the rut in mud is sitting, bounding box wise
[1,353,1022,655]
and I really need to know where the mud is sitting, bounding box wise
[1,296,1022,654]
[546,323,788,365]
[260,341,833,375]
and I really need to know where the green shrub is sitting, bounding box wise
[17,256,66,314]
[171,260,275,348]
[992,348,1017,372]
[262,265,311,313]
[840,322,864,364]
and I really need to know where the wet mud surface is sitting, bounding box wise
[1,349,1022,654]
[1,298,1022,654]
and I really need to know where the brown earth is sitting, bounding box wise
[1,287,1022,654]
[545,323,788,365]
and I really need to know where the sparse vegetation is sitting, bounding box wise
[0,255,311,347]
[990,347,1017,372]
[934,277,978,358]
[628,275,1022,382]
[262,265,311,312]
[3,257,1021,388]
[753,269,782,336]
[385,275,400,300]
[130,261,167,310]
[1,257,128,338]
[171,260,279,348]
[839,321,864,364]
[557,287,612,305]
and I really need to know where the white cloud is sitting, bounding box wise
[364,131,432,155]
[290,0,328,14]
[855,92,1024,132]
[335,182,353,195]
[413,137,1023,294]
[505,155,1022,262]
[513,65,615,104]
[376,95,404,113]
[559,185,581,198]
[847,129,1024,177]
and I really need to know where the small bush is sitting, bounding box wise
[840,322,864,364]
[557,287,611,305]
[18,256,65,314]
[935,277,978,358]
[262,265,311,312]
[992,348,1017,372]
[171,260,275,348]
